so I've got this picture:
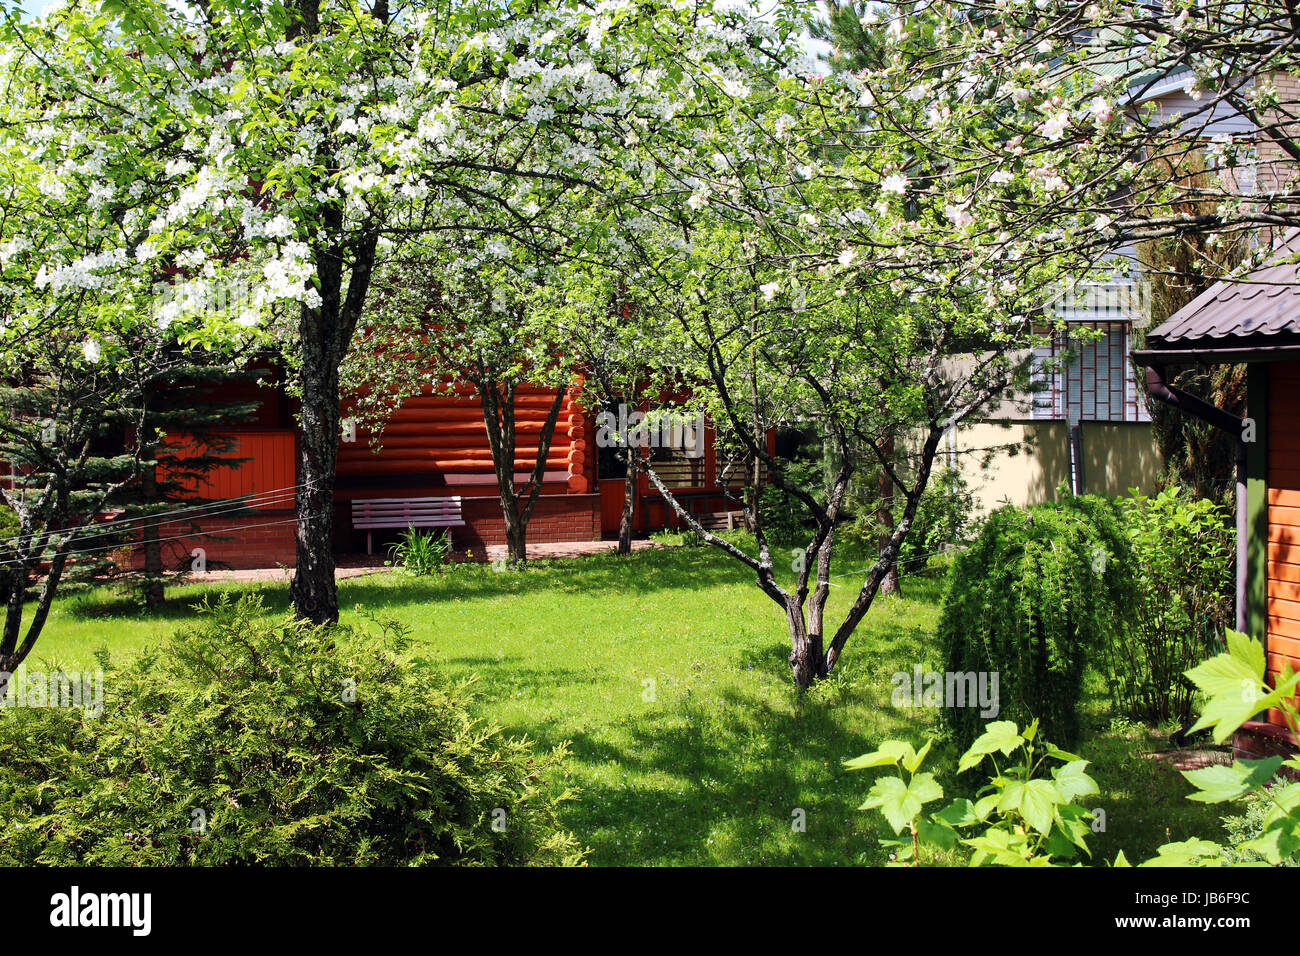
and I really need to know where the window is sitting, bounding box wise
[1032,321,1150,423]
[647,412,706,489]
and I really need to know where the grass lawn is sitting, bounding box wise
[32,543,1227,866]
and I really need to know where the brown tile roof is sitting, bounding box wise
[1145,229,1300,349]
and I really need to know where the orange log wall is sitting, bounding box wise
[139,382,601,568]
[337,383,594,496]
[1267,360,1300,721]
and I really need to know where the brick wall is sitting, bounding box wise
[121,511,299,572]
[123,495,602,569]
[1257,70,1300,246]
[445,494,601,556]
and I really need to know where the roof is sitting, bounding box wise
[1137,229,1300,362]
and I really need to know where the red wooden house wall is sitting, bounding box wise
[1267,360,1300,721]
[147,360,761,568]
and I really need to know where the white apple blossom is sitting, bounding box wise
[881,173,909,197]
[687,189,711,211]
[1039,112,1069,141]
[944,203,974,227]
[1088,97,1113,124]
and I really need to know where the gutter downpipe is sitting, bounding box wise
[1144,364,1248,633]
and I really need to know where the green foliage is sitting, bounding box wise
[1222,795,1300,866]
[1134,154,1249,508]
[1105,487,1235,727]
[847,719,1100,866]
[387,527,453,576]
[756,438,824,541]
[0,596,586,866]
[757,479,809,541]
[649,527,707,548]
[938,494,1134,751]
[0,503,18,543]
[1139,631,1300,867]
[896,466,978,569]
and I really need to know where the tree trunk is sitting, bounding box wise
[480,379,567,569]
[617,449,636,555]
[0,540,70,698]
[504,509,527,566]
[288,225,377,624]
[825,429,944,674]
[290,301,343,626]
[786,598,827,688]
[141,461,165,608]
[877,434,900,596]
[0,561,28,692]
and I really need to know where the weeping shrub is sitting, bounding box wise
[0,596,586,866]
[938,493,1135,751]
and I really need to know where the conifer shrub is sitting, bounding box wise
[938,494,1135,751]
[0,596,586,866]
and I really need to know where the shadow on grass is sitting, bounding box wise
[58,543,948,626]
[550,680,922,866]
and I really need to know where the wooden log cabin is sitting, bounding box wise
[153,361,753,569]
[1131,229,1300,762]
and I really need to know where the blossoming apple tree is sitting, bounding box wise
[7,0,815,622]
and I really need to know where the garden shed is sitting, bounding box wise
[1132,229,1300,760]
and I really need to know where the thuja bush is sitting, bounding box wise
[0,596,586,866]
[939,494,1135,751]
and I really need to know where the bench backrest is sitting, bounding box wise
[351,496,464,528]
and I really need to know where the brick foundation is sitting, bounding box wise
[120,511,300,572]
[122,494,601,570]
[1234,720,1300,781]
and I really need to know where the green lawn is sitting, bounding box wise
[32,543,1226,865]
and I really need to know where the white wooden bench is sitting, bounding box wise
[351,496,465,554]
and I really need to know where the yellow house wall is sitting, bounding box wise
[938,420,1163,515]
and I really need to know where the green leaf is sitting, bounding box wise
[973,793,999,820]
[903,738,933,774]
[1051,760,1099,803]
[1054,803,1095,855]
[1140,838,1228,867]
[1182,758,1281,803]
[998,779,1062,835]
[958,720,1024,773]
[1045,745,1084,763]
[1241,814,1300,865]
[859,772,944,834]
[844,739,916,771]
[1184,630,1263,698]
[1188,670,1300,743]
[916,816,958,851]
[933,798,978,828]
